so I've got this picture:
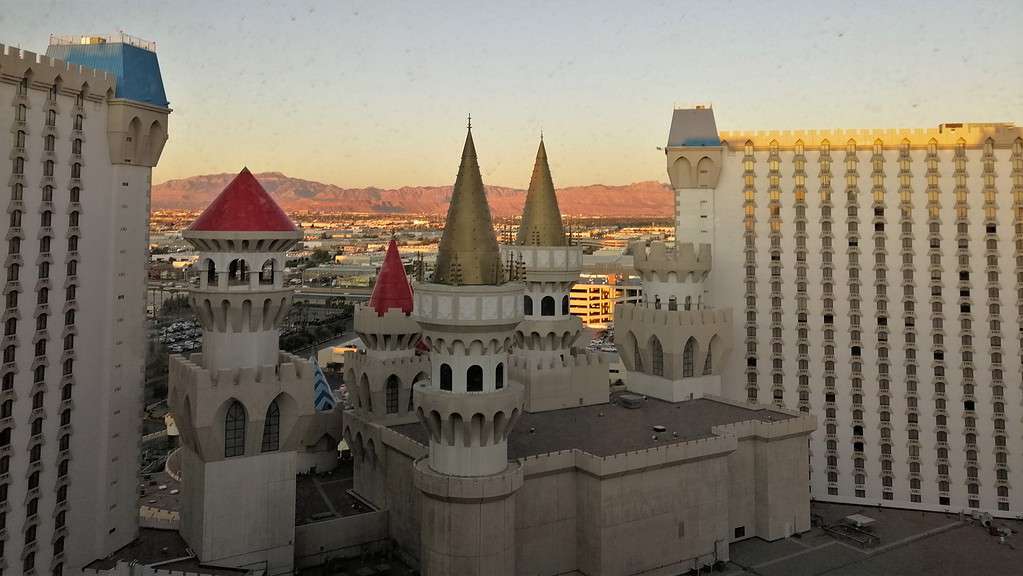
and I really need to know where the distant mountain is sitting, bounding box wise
[152,172,673,218]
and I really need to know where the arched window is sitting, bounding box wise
[72,138,82,155]
[62,358,73,375]
[66,260,77,277]
[1,373,11,390]
[1,399,11,418]
[41,210,52,227]
[228,259,248,285]
[64,308,75,325]
[33,391,44,408]
[73,114,83,130]
[44,134,55,152]
[541,296,556,316]
[65,285,76,301]
[12,183,23,201]
[206,259,217,285]
[69,187,80,203]
[71,163,81,179]
[15,130,26,148]
[39,236,50,254]
[64,333,74,350]
[259,259,274,285]
[68,211,79,227]
[36,313,48,330]
[39,261,50,280]
[7,237,18,255]
[385,375,400,414]
[4,317,15,336]
[440,364,452,391]
[261,400,280,452]
[0,427,10,447]
[34,339,46,357]
[224,401,246,457]
[67,236,78,252]
[6,263,17,282]
[34,365,45,383]
[46,109,56,126]
[44,159,54,177]
[631,332,643,372]
[561,295,570,315]
[683,337,697,377]
[650,336,664,376]
[703,338,714,375]
[16,104,27,121]
[523,295,533,315]
[5,291,15,309]
[467,365,483,391]
[9,210,21,228]
[3,346,14,363]
[13,156,24,175]
[495,362,504,389]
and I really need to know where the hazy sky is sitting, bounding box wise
[4,1,1021,188]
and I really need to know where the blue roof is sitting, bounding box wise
[45,42,168,107]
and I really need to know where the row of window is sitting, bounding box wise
[224,399,281,457]
[10,183,81,204]
[523,294,569,316]
[11,157,83,179]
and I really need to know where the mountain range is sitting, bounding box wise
[152,172,674,218]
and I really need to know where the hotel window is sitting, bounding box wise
[39,236,50,254]
[44,134,55,152]
[46,109,56,126]
[64,309,75,325]
[34,339,45,357]
[39,261,50,280]
[13,156,24,175]
[70,187,80,203]
[41,210,52,227]
[72,138,82,155]
[73,114,83,130]
[71,163,81,179]
[42,185,53,202]
[7,238,19,256]
[16,104,27,122]
[36,313,47,330]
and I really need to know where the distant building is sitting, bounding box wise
[569,274,641,328]
[0,35,169,573]
[665,106,1023,515]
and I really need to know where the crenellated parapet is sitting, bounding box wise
[507,349,609,412]
[167,351,318,462]
[190,288,292,333]
[353,304,421,352]
[514,316,580,352]
[0,43,115,99]
[631,240,712,283]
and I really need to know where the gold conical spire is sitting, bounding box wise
[516,137,566,246]
[432,125,504,285]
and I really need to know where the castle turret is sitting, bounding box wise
[342,239,429,505]
[412,125,524,576]
[502,137,608,411]
[167,169,323,575]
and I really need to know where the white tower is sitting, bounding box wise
[502,138,608,411]
[168,169,322,574]
[412,126,524,575]
[615,108,733,401]
[343,238,429,506]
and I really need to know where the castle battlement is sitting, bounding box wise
[347,350,430,370]
[0,43,116,98]
[631,240,712,279]
[509,349,608,372]
[614,302,731,327]
[718,123,1023,149]
[170,351,310,388]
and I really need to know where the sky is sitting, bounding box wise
[3,1,1022,188]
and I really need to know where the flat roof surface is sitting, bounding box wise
[728,502,1023,576]
[391,395,795,458]
[295,460,374,526]
[85,528,247,574]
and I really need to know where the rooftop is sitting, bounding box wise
[45,33,168,107]
[187,168,300,234]
[85,528,248,575]
[728,501,1023,576]
[392,395,795,458]
[368,239,414,315]
[295,460,374,526]
[667,106,721,147]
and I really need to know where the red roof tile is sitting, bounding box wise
[187,168,299,233]
[369,239,413,316]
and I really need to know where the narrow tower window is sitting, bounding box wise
[261,400,280,452]
[466,365,483,392]
[440,364,452,391]
[386,375,400,414]
[683,337,697,377]
[224,400,246,457]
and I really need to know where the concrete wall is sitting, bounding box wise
[294,510,389,568]
[179,449,297,574]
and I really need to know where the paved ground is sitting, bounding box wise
[726,502,1023,576]
[296,459,373,525]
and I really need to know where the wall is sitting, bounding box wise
[294,510,388,568]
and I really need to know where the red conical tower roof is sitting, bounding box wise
[187,168,299,233]
[369,239,414,316]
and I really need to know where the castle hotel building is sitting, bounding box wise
[666,108,1023,515]
[0,36,169,573]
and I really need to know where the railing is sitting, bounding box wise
[49,31,157,52]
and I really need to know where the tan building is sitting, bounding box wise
[570,274,641,328]
[665,107,1023,515]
